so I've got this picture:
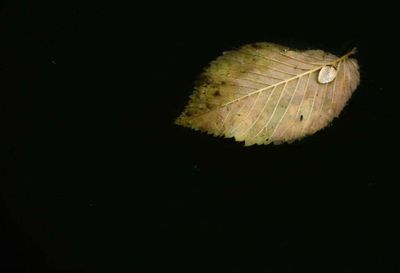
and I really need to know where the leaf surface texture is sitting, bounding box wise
[176,43,360,146]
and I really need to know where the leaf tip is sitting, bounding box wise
[174,114,189,127]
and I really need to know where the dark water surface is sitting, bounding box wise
[1,2,398,272]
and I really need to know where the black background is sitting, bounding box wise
[1,1,399,272]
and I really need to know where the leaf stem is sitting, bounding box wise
[342,47,357,59]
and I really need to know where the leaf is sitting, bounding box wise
[175,42,360,146]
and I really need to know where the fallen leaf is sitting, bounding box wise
[176,42,360,146]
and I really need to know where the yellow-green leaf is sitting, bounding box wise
[176,42,360,146]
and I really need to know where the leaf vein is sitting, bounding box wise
[278,73,311,138]
[279,52,329,66]
[229,92,261,135]
[241,50,310,70]
[300,81,319,135]
[252,82,288,140]
[239,86,277,139]
[269,77,302,140]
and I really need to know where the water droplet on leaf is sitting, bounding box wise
[318,66,337,84]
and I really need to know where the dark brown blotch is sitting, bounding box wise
[213,90,221,97]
